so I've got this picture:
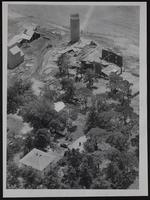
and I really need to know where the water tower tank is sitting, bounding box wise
[70,14,80,43]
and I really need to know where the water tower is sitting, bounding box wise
[70,13,80,43]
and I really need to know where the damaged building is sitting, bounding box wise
[20,28,40,44]
[57,37,123,80]
[102,48,123,68]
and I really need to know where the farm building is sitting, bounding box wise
[101,64,120,77]
[19,148,58,175]
[20,28,40,44]
[8,45,24,69]
[80,60,102,76]
[102,48,123,68]
[79,47,122,77]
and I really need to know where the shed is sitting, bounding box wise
[8,45,24,69]
[101,64,120,77]
[68,135,87,152]
[102,48,123,68]
[20,28,40,43]
[54,101,65,112]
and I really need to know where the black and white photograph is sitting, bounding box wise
[2,1,147,197]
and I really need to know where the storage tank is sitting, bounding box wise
[70,14,80,43]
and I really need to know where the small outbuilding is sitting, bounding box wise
[101,64,120,77]
[102,48,123,68]
[54,101,65,112]
[8,45,24,69]
[20,28,40,44]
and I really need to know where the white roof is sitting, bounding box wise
[101,64,120,76]
[81,49,100,63]
[54,101,65,112]
[68,135,87,152]
[69,69,76,75]
[103,48,122,56]
[27,23,38,31]
[26,29,34,37]
[23,23,38,31]
[9,45,22,55]
[21,33,32,41]
[19,148,57,171]
[8,34,22,47]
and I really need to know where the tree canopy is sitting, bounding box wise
[7,79,35,114]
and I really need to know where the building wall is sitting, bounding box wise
[102,49,123,68]
[70,14,80,43]
[8,49,24,69]
[19,161,56,177]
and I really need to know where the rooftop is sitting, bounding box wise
[9,45,23,55]
[81,48,101,63]
[19,148,57,171]
[101,64,120,76]
[103,47,122,56]
[54,101,65,112]
[68,135,87,152]
[8,34,23,47]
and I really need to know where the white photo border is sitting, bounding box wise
[2,1,148,197]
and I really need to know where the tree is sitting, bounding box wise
[84,106,99,133]
[84,138,98,153]
[107,72,123,94]
[34,129,50,150]
[49,110,67,135]
[23,132,35,155]
[42,85,58,101]
[20,97,57,129]
[107,72,133,105]
[7,87,22,114]
[7,132,24,161]
[76,87,92,111]
[84,69,95,89]
[19,167,42,189]
[64,149,83,169]
[91,177,111,189]
[79,159,93,188]
[7,162,21,188]
[106,162,137,189]
[116,99,134,124]
[23,129,51,153]
[7,79,34,114]
[43,169,61,189]
[57,53,71,77]
[106,132,129,152]
[60,78,76,103]
[62,166,79,188]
